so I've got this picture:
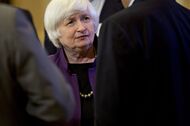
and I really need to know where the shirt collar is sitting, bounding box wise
[128,0,135,7]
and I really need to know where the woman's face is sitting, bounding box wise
[58,10,95,53]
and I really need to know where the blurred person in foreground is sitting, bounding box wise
[0,3,75,126]
[95,0,190,126]
[44,0,98,126]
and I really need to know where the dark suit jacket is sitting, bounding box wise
[96,0,190,126]
[0,4,74,126]
[99,0,123,22]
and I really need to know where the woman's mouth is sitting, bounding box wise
[76,35,88,39]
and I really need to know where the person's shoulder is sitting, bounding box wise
[0,3,15,11]
[0,4,27,18]
[0,4,16,21]
[0,4,31,29]
[0,4,20,41]
[104,0,169,25]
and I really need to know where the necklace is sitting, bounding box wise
[80,91,93,98]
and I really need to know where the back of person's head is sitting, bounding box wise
[44,0,99,48]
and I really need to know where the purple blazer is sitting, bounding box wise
[49,47,96,126]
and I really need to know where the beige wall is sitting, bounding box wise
[11,0,50,45]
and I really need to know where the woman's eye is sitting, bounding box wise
[84,16,90,20]
[67,20,73,25]
[82,16,91,22]
[65,20,75,26]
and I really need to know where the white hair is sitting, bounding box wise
[44,0,99,48]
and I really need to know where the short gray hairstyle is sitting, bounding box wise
[44,0,99,48]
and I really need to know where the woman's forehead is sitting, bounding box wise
[67,10,91,18]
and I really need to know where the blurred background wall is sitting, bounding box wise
[10,0,50,45]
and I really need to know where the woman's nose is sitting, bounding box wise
[77,21,86,31]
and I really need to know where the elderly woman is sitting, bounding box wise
[44,0,99,126]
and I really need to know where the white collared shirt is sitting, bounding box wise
[128,0,135,7]
[94,0,136,36]
[91,0,106,17]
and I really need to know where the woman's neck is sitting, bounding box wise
[65,46,96,64]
